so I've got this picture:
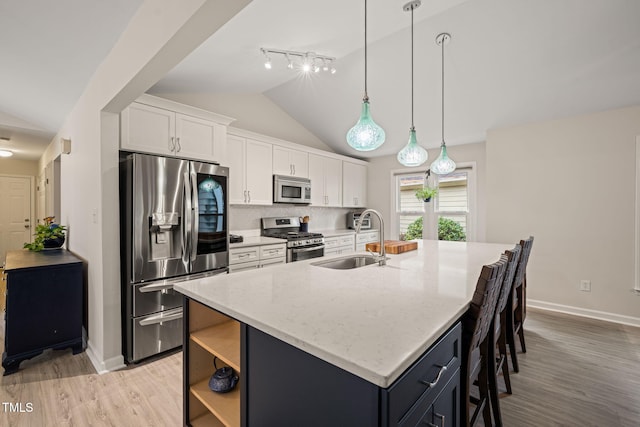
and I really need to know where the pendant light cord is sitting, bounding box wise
[410,5,415,129]
[441,34,445,144]
[364,0,369,101]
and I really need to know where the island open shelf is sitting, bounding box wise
[186,299,241,426]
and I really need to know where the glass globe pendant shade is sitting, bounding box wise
[397,128,428,167]
[346,99,386,151]
[430,142,456,175]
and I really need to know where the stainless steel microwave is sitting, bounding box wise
[273,175,311,204]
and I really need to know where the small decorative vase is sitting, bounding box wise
[423,197,432,203]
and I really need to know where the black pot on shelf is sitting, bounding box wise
[208,357,239,393]
[43,236,65,249]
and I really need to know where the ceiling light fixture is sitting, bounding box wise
[397,0,429,167]
[430,33,457,175]
[346,0,385,151]
[0,149,14,158]
[260,48,336,74]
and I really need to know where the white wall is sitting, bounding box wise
[154,92,334,152]
[0,158,38,176]
[367,142,487,242]
[39,0,252,373]
[486,105,640,324]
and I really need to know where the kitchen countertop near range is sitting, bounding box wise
[175,240,511,387]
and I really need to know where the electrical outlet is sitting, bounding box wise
[580,280,591,292]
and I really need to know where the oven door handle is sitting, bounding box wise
[292,244,325,253]
[138,308,183,326]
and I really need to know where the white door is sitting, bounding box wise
[0,176,32,265]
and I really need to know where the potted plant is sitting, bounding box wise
[24,216,66,251]
[415,186,438,203]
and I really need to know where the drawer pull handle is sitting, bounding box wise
[420,364,448,388]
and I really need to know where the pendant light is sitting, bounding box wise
[346,0,386,151]
[397,0,428,167]
[430,33,457,175]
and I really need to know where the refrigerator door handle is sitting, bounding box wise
[190,169,199,262]
[138,308,183,326]
[183,171,192,266]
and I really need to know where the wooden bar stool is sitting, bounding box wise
[506,236,534,373]
[461,254,508,427]
[488,244,521,426]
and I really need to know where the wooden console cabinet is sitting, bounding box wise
[2,249,85,375]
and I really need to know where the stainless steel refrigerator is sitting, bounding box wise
[119,152,229,363]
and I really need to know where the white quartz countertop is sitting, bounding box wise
[229,236,286,249]
[175,240,512,387]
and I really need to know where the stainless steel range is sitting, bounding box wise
[261,217,324,262]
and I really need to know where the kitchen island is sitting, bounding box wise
[175,240,511,426]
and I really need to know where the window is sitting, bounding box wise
[395,172,426,240]
[436,170,469,239]
[391,163,476,242]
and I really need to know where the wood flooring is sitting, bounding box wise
[1,308,639,426]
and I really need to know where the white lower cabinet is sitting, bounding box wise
[323,235,356,257]
[356,230,380,252]
[229,243,286,273]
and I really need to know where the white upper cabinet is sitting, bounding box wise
[342,161,368,208]
[120,95,233,162]
[227,134,273,205]
[309,154,342,207]
[273,146,309,178]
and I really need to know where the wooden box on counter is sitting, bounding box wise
[2,249,86,375]
[365,240,418,254]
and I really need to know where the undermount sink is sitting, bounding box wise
[312,255,380,270]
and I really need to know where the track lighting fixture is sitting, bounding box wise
[260,48,336,74]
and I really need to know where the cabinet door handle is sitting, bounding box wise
[176,137,181,152]
[244,190,247,203]
[247,191,251,203]
[169,137,175,151]
[420,364,448,388]
[293,164,296,175]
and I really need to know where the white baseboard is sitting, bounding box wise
[529,299,640,327]
[86,340,126,374]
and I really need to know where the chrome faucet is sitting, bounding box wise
[355,209,386,266]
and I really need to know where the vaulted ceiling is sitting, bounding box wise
[2,0,639,161]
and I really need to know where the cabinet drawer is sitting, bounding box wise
[260,244,286,260]
[356,231,378,244]
[229,260,260,273]
[260,258,286,268]
[339,235,356,246]
[399,367,460,427]
[229,247,259,264]
[384,322,461,425]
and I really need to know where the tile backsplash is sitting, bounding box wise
[229,205,355,234]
